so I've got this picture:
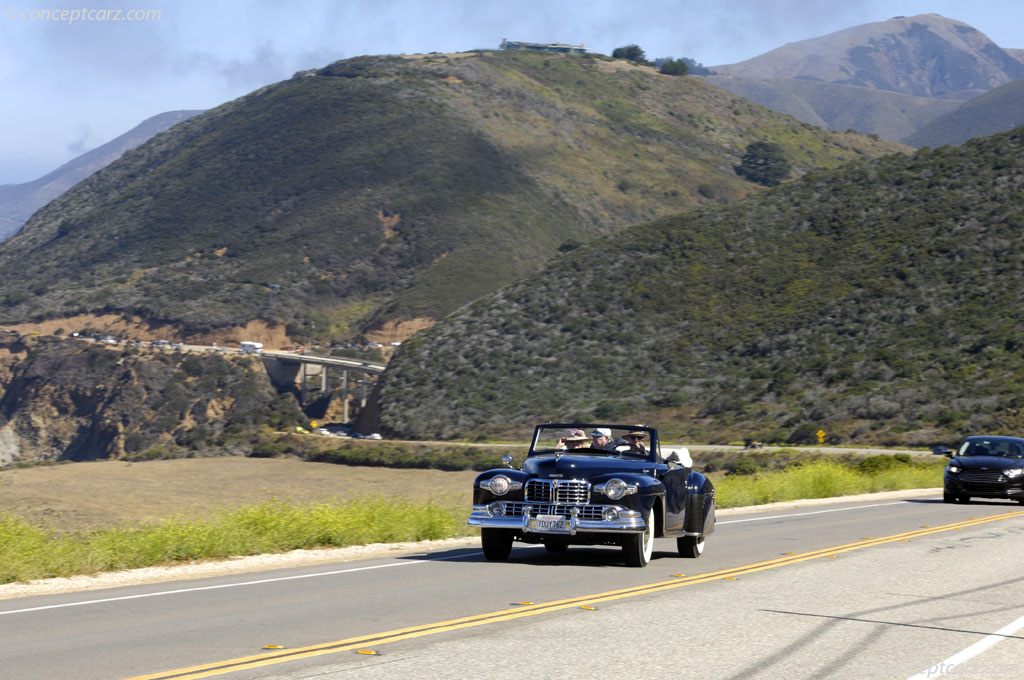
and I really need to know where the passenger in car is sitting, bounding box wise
[557,429,590,450]
[590,428,618,451]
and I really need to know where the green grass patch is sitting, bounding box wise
[0,497,470,584]
[716,459,943,508]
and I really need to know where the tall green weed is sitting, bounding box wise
[716,460,942,508]
[0,497,468,584]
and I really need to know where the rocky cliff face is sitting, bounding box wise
[0,336,301,465]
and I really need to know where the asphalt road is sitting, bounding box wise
[3,493,1023,680]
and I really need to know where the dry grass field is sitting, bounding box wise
[0,457,480,533]
[0,445,938,534]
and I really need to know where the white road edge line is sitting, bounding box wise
[904,611,1024,679]
[0,552,472,617]
[717,502,905,524]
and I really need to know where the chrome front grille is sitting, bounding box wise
[525,479,590,504]
[501,502,605,520]
[962,471,1006,483]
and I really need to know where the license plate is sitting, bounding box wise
[531,514,569,533]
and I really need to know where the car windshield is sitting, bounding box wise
[530,424,657,461]
[957,438,1024,458]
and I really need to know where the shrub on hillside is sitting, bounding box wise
[787,423,821,445]
[735,141,791,186]
[727,457,759,476]
[611,44,650,65]
[858,453,913,474]
[658,59,688,76]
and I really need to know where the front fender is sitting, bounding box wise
[589,473,664,508]
[472,469,530,505]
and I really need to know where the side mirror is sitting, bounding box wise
[502,454,514,469]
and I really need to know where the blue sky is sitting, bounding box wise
[2,0,1023,184]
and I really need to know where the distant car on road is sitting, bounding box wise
[239,341,263,354]
[943,435,1024,504]
[468,423,716,568]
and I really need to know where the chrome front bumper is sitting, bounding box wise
[467,503,645,535]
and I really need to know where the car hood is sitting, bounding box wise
[952,455,1024,471]
[523,454,660,479]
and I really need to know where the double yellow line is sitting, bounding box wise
[129,510,1024,680]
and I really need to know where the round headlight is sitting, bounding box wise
[488,475,511,496]
[604,478,627,500]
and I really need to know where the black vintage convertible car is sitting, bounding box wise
[467,423,716,567]
[942,435,1024,504]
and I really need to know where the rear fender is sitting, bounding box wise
[683,472,716,536]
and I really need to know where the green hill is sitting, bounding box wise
[0,51,903,341]
[377,126,1024,446]
[902,80,1024,147]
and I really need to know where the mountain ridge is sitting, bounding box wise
[700,75,961,141]
[0,50,904,342]
[712,14,1024,99]
[0,110,202,241]
[705,14,1024,142]
[903,80,1024,147]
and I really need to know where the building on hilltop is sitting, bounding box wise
[500,39,587,54]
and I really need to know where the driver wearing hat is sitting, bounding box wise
[623,427,648,456]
